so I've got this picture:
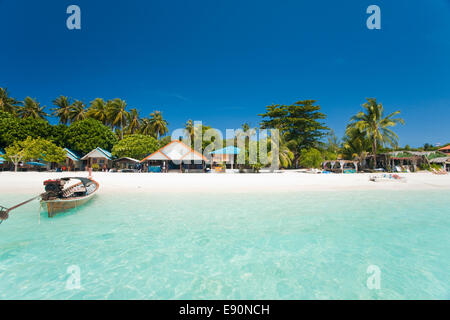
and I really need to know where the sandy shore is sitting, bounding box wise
[1,171,450,194]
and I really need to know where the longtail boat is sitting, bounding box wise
[40,177,99,217]
[0,177,99,224]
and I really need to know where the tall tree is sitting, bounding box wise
[127,108,141,134]
[87,98,109,125]
[111,134,159,160]
[259,100,328,167]
[18,97,48,120]
[69,100,87,123]
[268,135,294,168]
[342,126,371,163]
[64,118,117,155]
[0,87,21,114]
[51,95,72,125]
[108,98,129,140]
[185,119,194,141]
[347,98,404,168]
[140,117,155,137]
[5,137,66,172]
[149,111,168,140]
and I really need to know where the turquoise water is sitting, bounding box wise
[0,190,449,299]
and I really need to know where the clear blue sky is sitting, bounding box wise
[1,0,449,147]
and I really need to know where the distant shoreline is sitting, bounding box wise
[1,171,450,195]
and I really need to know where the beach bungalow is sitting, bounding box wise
[210,146,241,171]
[64,148,82,171]
[113,157,140,171]
[81,147,113,171]
[430,157,450,172]
[438,145,450,154]
[140,140,207,173]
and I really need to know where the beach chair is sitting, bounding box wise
[431,168,447,175]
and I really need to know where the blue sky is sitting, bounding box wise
[1,0,449,146]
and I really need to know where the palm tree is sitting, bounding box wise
[51,96,72,125]
[108,98,129,140]
[342,127,371,163]
[87,98,109,125]
[127,108,141,134]
[149,111,168,140]
[268,135,294,168]
[185,119,194,142]
[140,117,155,137]
[0,87,21,114]
[347,98,404,168]
[17,97,48,119]
[69,100,87,123]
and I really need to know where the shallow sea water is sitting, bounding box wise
[0,190,449,299]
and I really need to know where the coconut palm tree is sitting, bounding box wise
[149,111,168,140]
[0,87,21,114]
[347,98,404,168]
[127,108,141,134]
[108,98,129,140]
[268,134,295,168]
[51,96,72,125]
[87,98,109,125]
[17,97,48,120]
[69,100,87,123]
[140,117,155,137]
[185,119,194,142]
[342,126,371,163]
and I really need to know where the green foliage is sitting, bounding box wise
[33,138,67,163]
[111,134,159,160]
[0,87,21,114]
[267,135,295,168]
[51,96,72,125]
[299,148,323,169]
[18,97,48,119]
[159,136,171,147]
[250,162,263,173]
[147,111,168,139]
[0,111,66,148]
[5,137,66,171]
[64,118,117,155]
[347,98,404,168]
[341,127,371,161]
[322,150,338,161]
[91,163,100,171]
[259,100,329,160]
[108,98,129,140]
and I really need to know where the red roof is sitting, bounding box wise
[438,145,450,151]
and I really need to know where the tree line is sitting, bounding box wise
[0,88,169,141]
[3,86,437,170]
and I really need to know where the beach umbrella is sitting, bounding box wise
[26,162,46,166]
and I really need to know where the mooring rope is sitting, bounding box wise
[0,194,45,225]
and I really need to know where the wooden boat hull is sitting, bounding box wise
[41,180,99,217]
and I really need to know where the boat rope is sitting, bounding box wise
[0,193,46,225]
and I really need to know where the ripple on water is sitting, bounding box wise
[0,190,449,299]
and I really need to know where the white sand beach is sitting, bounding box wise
[1,171,450,194]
